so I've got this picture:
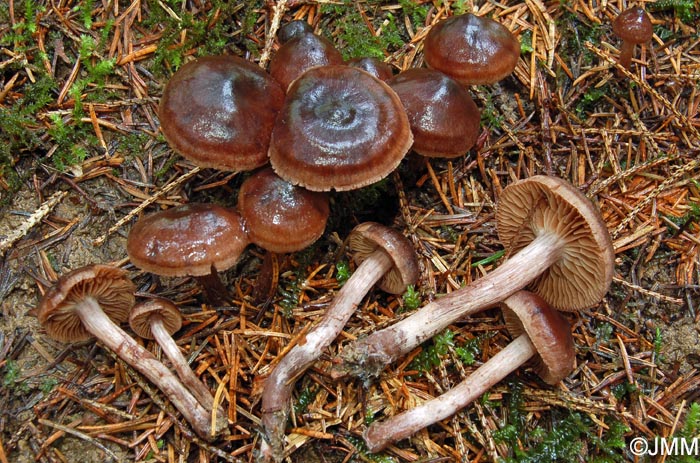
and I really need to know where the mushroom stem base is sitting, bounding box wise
[365,334,535,452]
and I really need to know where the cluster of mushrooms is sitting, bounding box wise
[33,6,651,460]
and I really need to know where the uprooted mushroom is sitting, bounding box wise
[331,175,614,380]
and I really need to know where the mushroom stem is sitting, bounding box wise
[149,315,227,422]
[365,334,535,452]
[332,231,566,379]
[195,267,231,307]
[75,296,223,440]
[260,249,394,462]
[617,41,635,72]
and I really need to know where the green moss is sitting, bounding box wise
[335,260,351,287]
[294,387,318,414]
[401,285,421,311]
[649,0,699,25]
[409,329,484,374]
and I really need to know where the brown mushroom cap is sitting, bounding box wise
[501,291,575,384]
[237,167,330,253]
[269,32,344,91]
[347,222,419,294]
[37,264,136,342]
[424,13,520,85]
[159,55,285,171]
[346,57,394,81]
[129,297,183,341]
[269,65,413,191]
[613,7,653,44]
[278,20,313,44]
[127,203,250,278]
[388,68,481,158]
[496,175,615,311]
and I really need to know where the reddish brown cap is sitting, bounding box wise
[278,20,313,44]
[159,55,285,171]
[127,204,250,277]
[500,291,575,385]
[37,264,136,342]
[346,57,394,81]
[269,32,343,91]
[129,297,183,340]
[424,13,520,85]
[613,7,653,44]
[388,68,481,158]
[496,176,614,311]
[269,65,413,191]
[348,222,419,294]
[237,168,330,253]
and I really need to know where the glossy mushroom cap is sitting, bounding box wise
[269,31,343,91]
[269,65,413,191]
[388,68,480,158]
[159,55,285,171]
[127,203,250,277]
[496,176,615,311]
[346,57,394,81]
[613,7,653,44]
[424,13,520,85]
[278,20,313,44]
[37,264,136,342]
[129,297,183,341]
[237,168,330,253]
[348,222,420,294]
[501,291,575,384]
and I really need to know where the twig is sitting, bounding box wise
[259,0,288,69]
[37,419,121,462]
[0,191,67,256]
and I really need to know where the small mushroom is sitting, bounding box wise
[612,7,653,72]
[260,222,419,461]
[388,68,481,158]
[237,167,330,253]
[277,20,313,44]
[36,264,225,440]
[159,55,285,171]
[269,65,413,191]
[423,13,520,85]
[332,176,614,379]
[127,203,250,306]
[269,25,343,91]
[129,297,227,431]
[364,291,574,452]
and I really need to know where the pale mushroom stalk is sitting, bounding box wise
[148,315,224,414]
[365,335,534,452]
[332,176,614,380]
[331,232,563,379]
[260,222,419,462]
[72,297,222,440]
[364,291,574,452]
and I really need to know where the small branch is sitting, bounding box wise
[0,191,67,255]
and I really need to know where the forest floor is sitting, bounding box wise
[1,0,699,462]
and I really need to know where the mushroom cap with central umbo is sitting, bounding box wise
[127,203,250,278]
[424,13,520,85]
[159,55,285,171]
[269,65,413,191]
[496,176,614,311]
[612,7,653,44]
[37,264,136,343]
[388,68,480,158]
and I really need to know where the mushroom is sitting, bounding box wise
[36,264,226,440]
[346,57,394,81]
[612,7,653,72]
[364,291,575,452]
[331,175,614,379]
[277,20,313,44]
[269,24,343,91]
[129,297,227,431]
[127,203,250,306]
[159,55,285,171]
[237,167,330,253]
[423,13,520,85]
[388,68,481,158]
[260,222,419,462]
[269,65,413,191]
